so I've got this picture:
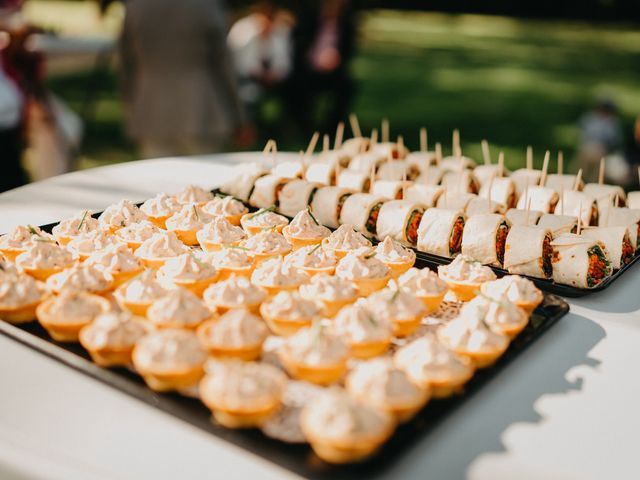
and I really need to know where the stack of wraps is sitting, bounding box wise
[250,174,290,209]
[310,187,351,229]
[277,180,318,218]
[582,226,634,270]
[551,233,612,288]
[339,193,385,236]
[504,225,553,278]
[505,208,543,227]
[537,213,578,238]
[417,208,466,258]
[375,200,425,246]
[460,214,510,267]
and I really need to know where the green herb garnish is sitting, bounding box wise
[189,252,212,270]
[248,205,277,220]
[77,210,88,231]
[307,206,319,226]
[366,310,379,327]
[306,243,322,256]
[192,204,199,221]
[224,244,250,251]
[27,225,38,235]
[261,225,278,232]
[364,250,377,260]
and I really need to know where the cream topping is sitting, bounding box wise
[261,290,322,320]
[208,247,254,269]
[394,334,471,383]
[67,229,126,257]
[242,209,289,228]
[140,192,182,218]
[196,216,246,245]
[242,230,291,255]
[165,203,214,231]
[200,308,268,347]
[481,276,541,304]
[281,324,348,366]
[335,247,390,280]
[0,259,19,278]
[98,200,147,229]
[299,274,357,302]
[438,254,496,283]
[16,241,74,270]
[364,285,425,320]
[43,290,108,324]
[375,236,416,263]
[52,210,99,238]
[286,210,331,239]
[116,221,161,244]
[333,300,392,343]
[460,294,528,329]
[147,288,211,328]
[439,315,509,352]
[134,329,206,372]
[284,244,336,269]
[0,273,45,307]
[324,224,371,250]
[0,225,54,249]
[251,257,309,287]
[135,232,190,259]
[175,184,214,204]
[47,263,114,293]
[347,358,424,407]
[157,253,217,282]
[202,196,247,217]
[80,311,146,350]
[86,244,142,274]
[203,275,266,307]
[398,267,447,296]
[118,270,167,303]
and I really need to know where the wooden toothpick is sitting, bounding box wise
[420,127,427,153]
[402,169,407,199]
[539,150,550,186]
[435,142,443,165]
[305,132,319,158]
[560,185,565,216]
[598,157,605,185]
[481,140,491,166]
[322,134,330,153]
[577,200,583,235]
[498,152,505,177]
[453,129,461,157]
[525,196,532,226]
[397,135,404,158]
[334,122,345,149]
[349,114,362,138]
[382,118,390,143]
[574,169,583,191]
[557,151,564,175]
[526,146,533,170]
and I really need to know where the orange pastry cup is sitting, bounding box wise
[240,214,286,236]
[54,235,73,246]
[492,319,528,340]
[440,276,481,302]
[113,289,153,317]
[259,305,312,337]
[224,214,243,226]
[427,365,475,399]
[131,357,205,392]
[0,247,25,262]
[383,259,415,278]
[417,291,446,314]
[252,250,291,266]
[21,265,66,282]
[171,275,218,297]
[36,294,111,342]
[212,301,262,315]
[392,314,423,338]
[444,341,508,369]
[199,240,240,253]
[216,264,255,281]
[256,283,300,297]
[514,296,543,317]
[319,297,356,318]
[302,427,393,465]
[146,215,170,229]
[201,396,280,429]
[349,338,391,359]
[170,228,199,246]
[279,350,347,385]
[82,344,136,367]
[320,238,353,260]
[197,321,264,361]
[351,275,390,297]
[0,300,42,324]
[348,384,430,424]
[137,255,175,269]
[282,227,324,250]
[111,268,145,289]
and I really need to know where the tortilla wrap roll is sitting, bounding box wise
[480,177,517,209]
[405,151,437,167]
[277,179,319,218]
[599,207,640,249]
[473,164,505,188]
[310,186,351,229]
[583,183,626,211]
[417,208,466,258]
[304,162,337,186]
[371,141,409,160]
[440,170,480,194]
[340,137,370,157]
[339,193,386,235]
[440,156,476,171]
[376,200,426,246]
[504,225,553,279]
[376,160,422,181]
[627,192,640,209]
[581,226,634,270]
[436,191,476,211]
[337,169,370,192]
[272,161,304,179]
[249,174,290,209]
[554,190,598,226]
[550,233,611,288]
[510,168,542,198]
[545,173,582,193]
[220,162,268,202]
[403,184,444,208]
[315,150,351,168]
[348,151,385,174]
[505,208,543,226]
[460,213,510,267]
[516,186,559,213]
[371,180,405,200]
[537,213,578,238]
[465,198,506,217]
[414,164,445,186]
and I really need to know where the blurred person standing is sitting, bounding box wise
[119,0,249,158]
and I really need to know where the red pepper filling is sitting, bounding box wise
[405,209,423,245]
[449,217,465,255]
[589,203,599,226]
[366,203,383,235]
[587,245,610,287]
[495,222,509,266]
[540,233,553,278]
[395,189,403,200]
[336,194,350,223]
[274,181,286,207]
[621,235,634,265]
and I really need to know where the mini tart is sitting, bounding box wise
[165,203,214,246]
[333,301,393,358]
[283,244,337,277]
[480,275,543,316]
[364,286,426,337]
[241,229,292,265]
[15,241,75,281]
[197,308,268,360]
[196,216,246,252]
[437,315,510,368]
[202,195,248,225]
[300,389,395,464]
[240,208,289,236]
[0,225,55,261]
[0,273,47,324]
[67,229,126,262]
[146,288,213,330]
[207,247,255,280]
[437,255,497,302]
[156,253,218,296]
[85,244,144,288]
[375,236,416,277]
[259,290,323,336]
[335,247,390,296]
[114,270,168,316]
[36,290,111,342]
[394,335,475,398]
[79,311,146,367]
[132,329,207,392]
[250,257,309,296]
[321,224,372,259]
[278,324,349,385]
[199,360,287,428]
[282,209,331,250]
[115,221,161,250]
[46,263,115,295]
[461,295,529,339]
[299,274,358,317]
[98,200,147,233]
[203,275,266,314]
[140,192,182,228]
[398,267,447,313]
[51,210,99,245]
[175,184,214,206]
[135,231,190,268]
[346,358,430,423]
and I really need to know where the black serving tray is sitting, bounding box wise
[0,293,568,480]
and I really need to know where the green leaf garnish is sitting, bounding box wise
[27,225,38,235]
[224,244,250,251]
[261,225,278,232]
[77,210,88,231]
[189,252,211,270]
[364,250,377,260]
[248,205,276,219]
[306,243,322,256]
[307,206,319,226]
[391,287,400,302]
[366,310,379,327]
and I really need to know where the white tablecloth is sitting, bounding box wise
[0,154,637,480]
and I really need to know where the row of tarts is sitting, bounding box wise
[0,184,547,464]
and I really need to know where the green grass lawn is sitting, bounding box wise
[40,6,640,171]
